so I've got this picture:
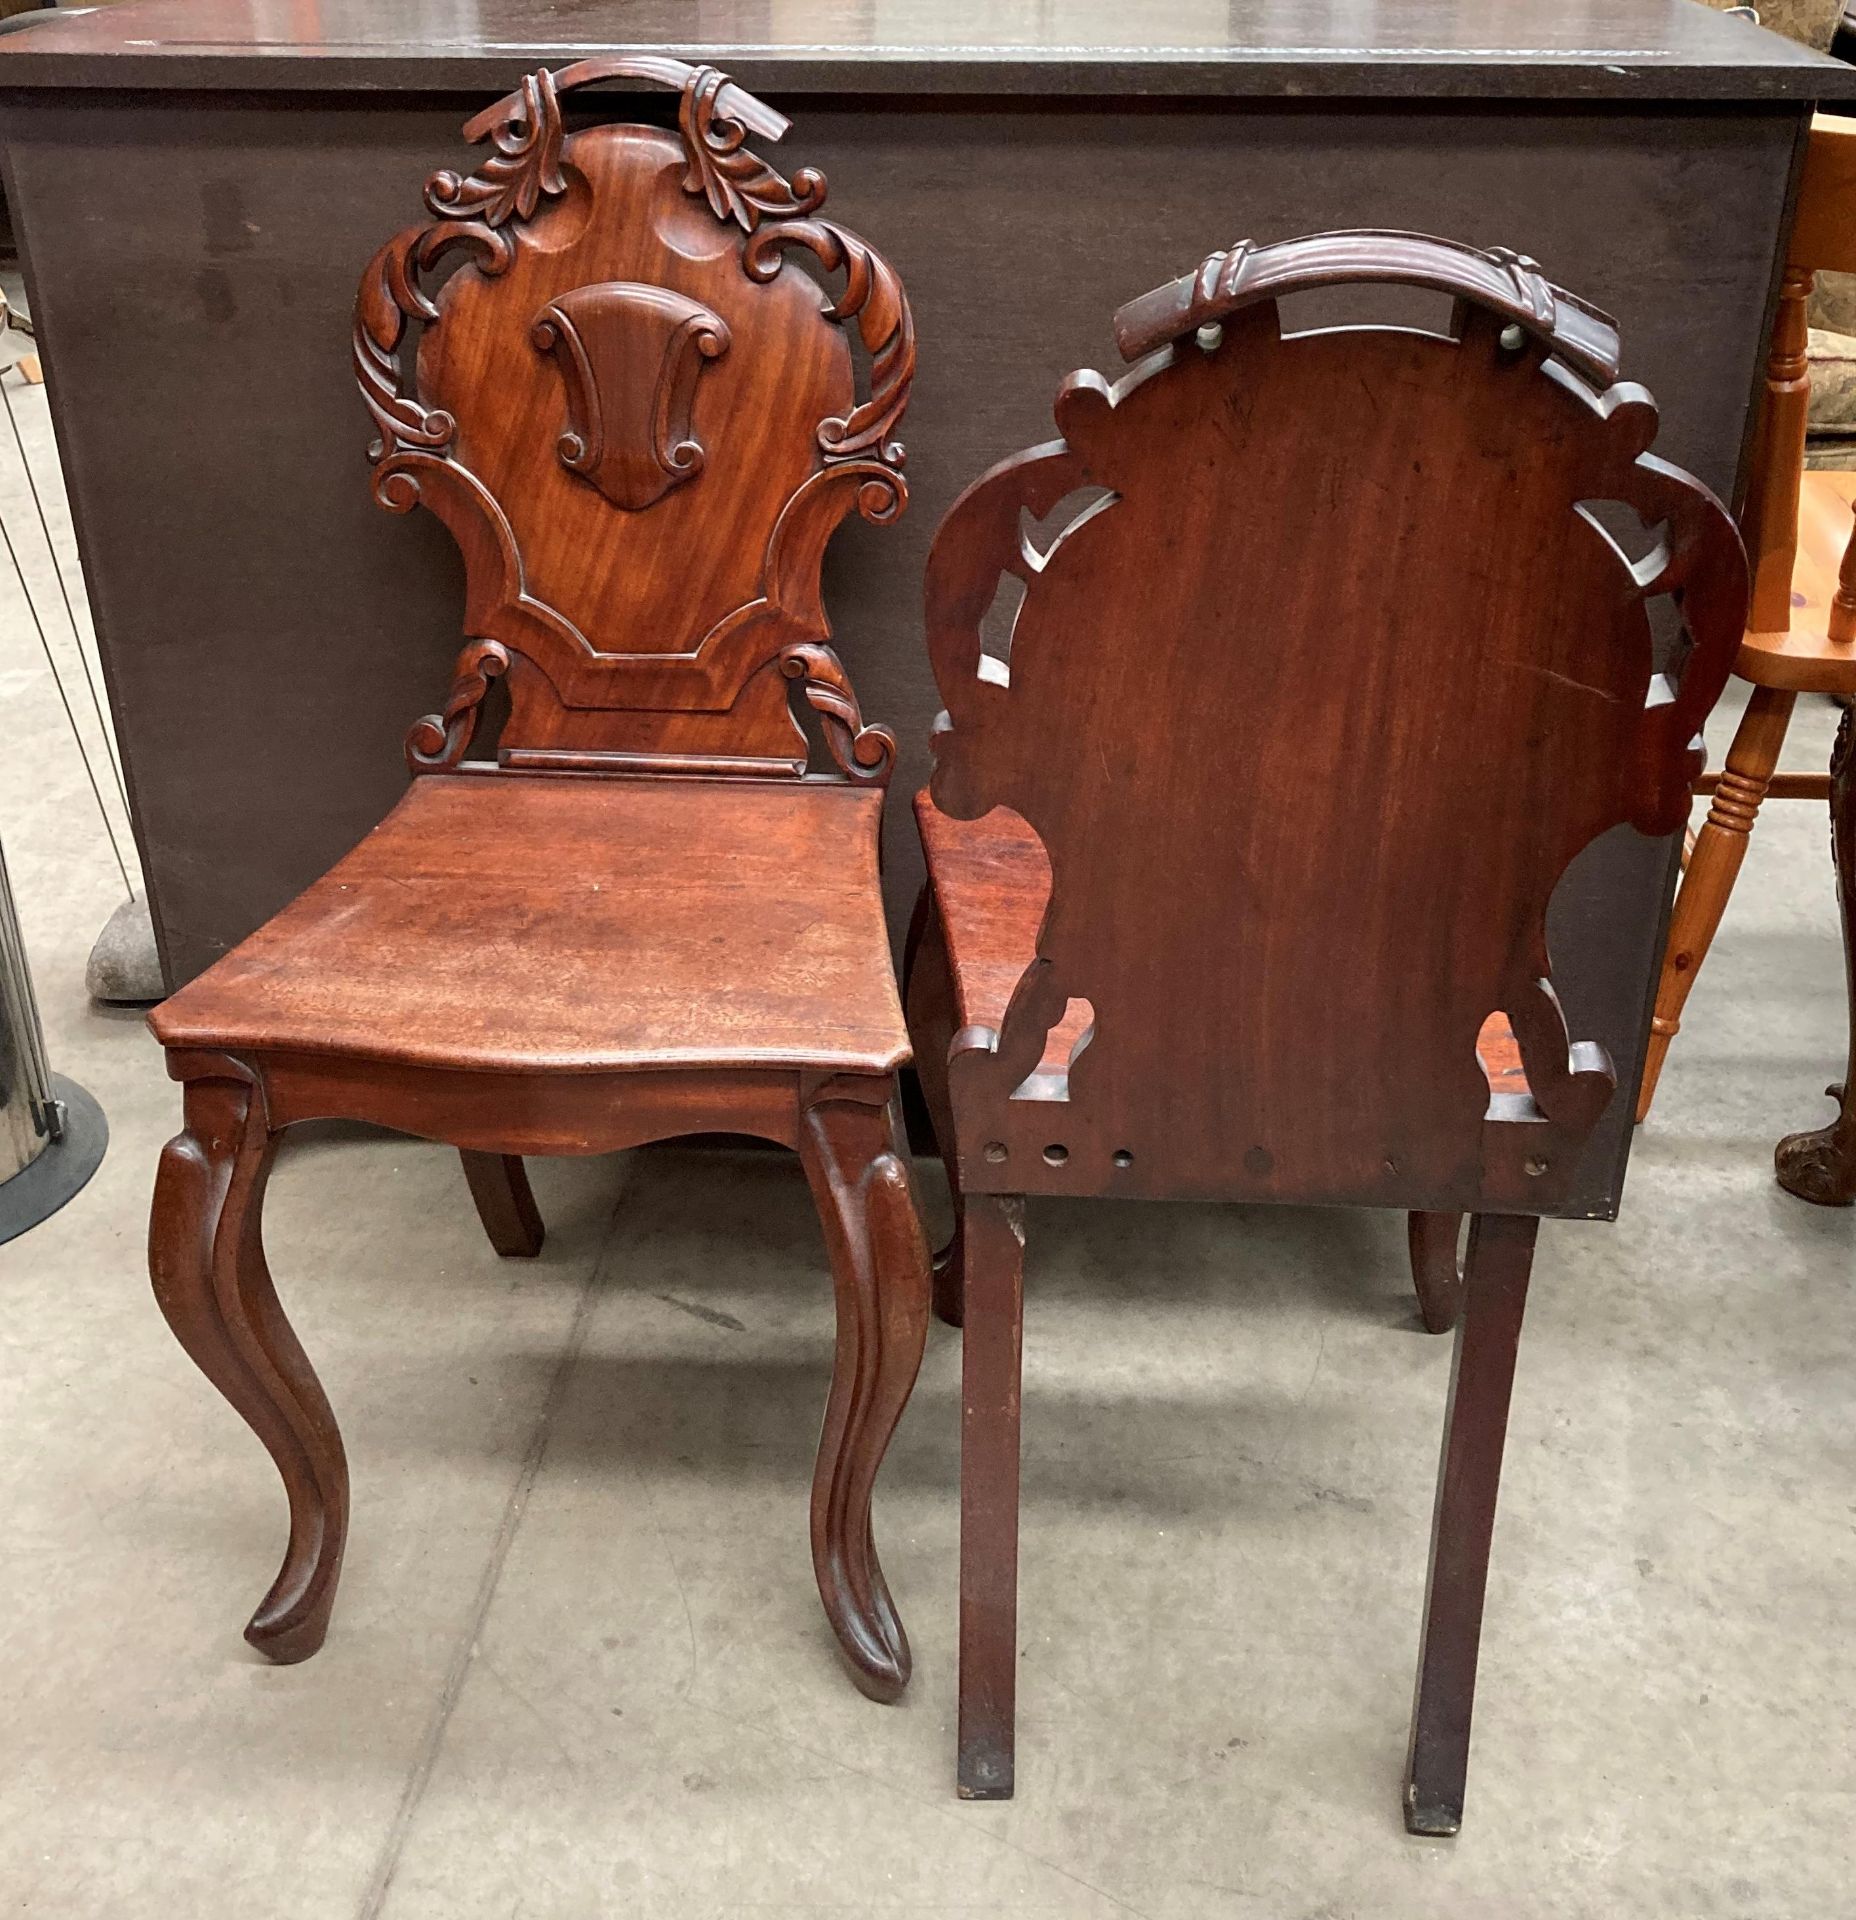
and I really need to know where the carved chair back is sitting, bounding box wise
[925,233,1746,1213]
[356,59,913,780]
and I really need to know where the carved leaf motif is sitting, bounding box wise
[425,69,567,228]
[354,226,454,469]
[355,73,562,476]
[678,64,827,232]
[743,221,915,469]
[531,284,732,511]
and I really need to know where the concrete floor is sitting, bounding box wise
[1,305,1853,1916]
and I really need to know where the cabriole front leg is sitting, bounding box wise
[149,1058,349,1662]
[798,1085,931,1702]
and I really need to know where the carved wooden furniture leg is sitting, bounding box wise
[1407,1211,1466,1334]
[956,1192,1026,1800]
[149,1063,349,1662]
[799,1086,931,1703]
[1404,1212,1538,1837]
[1777,706,1856,1203]
[902,887,967,1327]
[459,1149,545,1257]
[1638,687,1796,1121]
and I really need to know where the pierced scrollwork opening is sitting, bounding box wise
[406,639,510,772]
[779,642,896,786]
[744,221,914,470]
[355,72,576,481]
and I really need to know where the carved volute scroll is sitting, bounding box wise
[924,231,1748,1212]
[352,58,914,777]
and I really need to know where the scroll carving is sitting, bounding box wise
[406,639,510,772]
[356,57,911,492]
[532,285,732,510]
[745,222,915,469]
[779,642,896,786]
[356,56,915,780]
[354,70,573,476]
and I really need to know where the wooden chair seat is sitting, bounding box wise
[914,793,1527,1095]
[1736,467,1856,691]
[154,775,907,1077]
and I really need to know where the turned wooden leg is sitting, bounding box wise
[1404,1212,1538,1837]
[460,1150,545,1257]
[1638,687,1795,1122]
[1777,706,1856,1204]
[902,886,967,1328]
[798,1087,931,1702]
[1408,1211,1466,1335]
[957,1192,1026,1799]
[149,1062,349,1662]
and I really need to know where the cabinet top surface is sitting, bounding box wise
[0,0,1851,98]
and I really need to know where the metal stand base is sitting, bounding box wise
[0,1072,107,1245]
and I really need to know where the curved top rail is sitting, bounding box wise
[1112,230,1621,385]
[462,55,789,148]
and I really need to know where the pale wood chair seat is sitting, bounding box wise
[154,774,908,1077]
[1737,467,1856,690]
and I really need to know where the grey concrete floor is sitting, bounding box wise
[1,306,1853,1915]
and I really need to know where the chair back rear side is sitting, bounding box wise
[924,233,1746,1212]
[1744,113,1856,636]
[355,59,914,779]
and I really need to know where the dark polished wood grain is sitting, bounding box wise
[906,231,1748,1820]
[149,1058,347,1663]
[954,1192,1024,1801]
[155,777,908,1075]
[3,0,1851,97]
[922,231,1743,1216]
[143,61,931,1696]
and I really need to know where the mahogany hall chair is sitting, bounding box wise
[145,59,931,1701]
[1636,115,1856,1205]
[905,232,1747,1826]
